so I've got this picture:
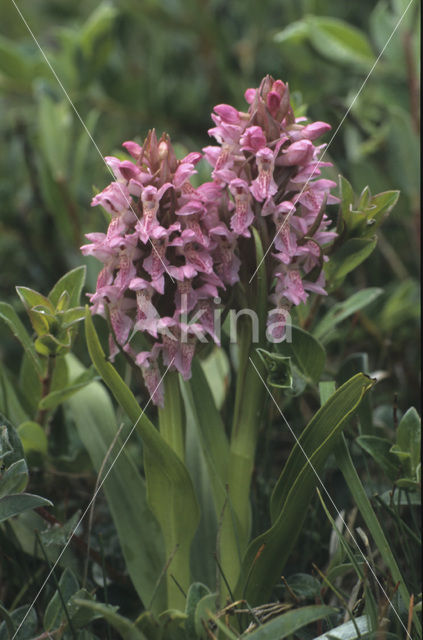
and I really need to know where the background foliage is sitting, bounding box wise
[0,0,420,638]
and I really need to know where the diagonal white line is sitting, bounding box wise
[249,356,412,639]
[11,359,175,640]
[9,0,174,283]
[249,0,415,284]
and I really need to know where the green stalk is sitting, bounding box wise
[219,229,268,594]
[36,354,56,428]
[156,369,188,607]
[218,321,267,594]
[158,370,185,461]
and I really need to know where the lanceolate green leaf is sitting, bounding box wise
[183,361,229,589]
[277,325,325,383]
[0,493,53,523]
[184,358,229,514]
[306,16,374,68]
[0,459,28,497]
[65,354,166,613]
[72,600,147,640]
[313,288,383,342]
[239,604,337,639]
[325,237,377,290]
[0,367,29,427]
[48,266,86,308]
[16,287,54,313]
[235,374,374,605]
[84,310,200,609]
[0,302,43,375]
[270,374,374,521]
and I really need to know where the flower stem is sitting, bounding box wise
[219,316,267,595]
[157,369,188,608]
[36,354,55,428]
[158,370,185,461]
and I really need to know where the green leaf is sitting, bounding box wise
[356,435,400,480]
[339,175,354,229]
[0,367,30,427]
[48,266,87,309]
[277,325,325,383]
[283,573,321,600]
[183,359,230,590]
[40,510,81,548]
[65,354,166,613]
[337,353,373,434]
[236,374,374,605]
[67,589,100,628]
[157,609,187,639]
[0,425,13,461]
[391,407,421,477]
[55,291,70,312]
[0,459,28,497]
[34,330,72,356]
[274,20,309,45]
[18,420,48,456]
[0,604,37,640]
[44,568,79,631]
[39,367,98,410]
[324,237,377,290]
[386,107,420,201]
[37,92,71,180]
[71,109,100,192]
[0,35,35,83]
[84,311,201,610]
[85,308,200,598]
[0,414,25,465]
[256,348,293,388]
[185,583,211,640]
[0,302,43,374]
[194,593,218,639]
[240,604,337,639]
[28,307,56,335]
[59,306,86,329]
[362,190,400,236]
[338,175,399,239]
[79,3,118,57]
[134,612,161,640]
[306,16,374,68]
[19,352,43,416]
[270,374,374,521]
[71,599,147,640]
[184,396,219,587]
[380,279,420,332]
[0,603,14,640]
[313,288,383,342]
[0,492,52,523]
[16,286,55,313]
[200,347,230,410]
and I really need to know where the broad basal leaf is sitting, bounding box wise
[84,311,200,609]
[235,374,374,605]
